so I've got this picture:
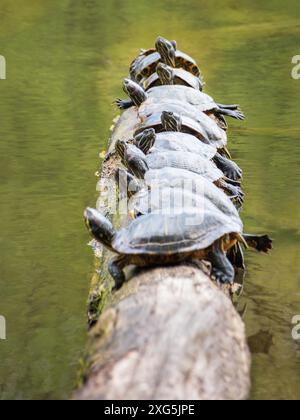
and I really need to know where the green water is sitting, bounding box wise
[0,0,299,400]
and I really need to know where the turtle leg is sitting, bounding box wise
[213,153,243,181]
[227,242,246,270]
[108,255,129,290]
[216,107,245,121]
[243,234,273,253]
[208,244,235,285]
[216,103,239,110]
[219,180,245,207]
[115,98,134,110]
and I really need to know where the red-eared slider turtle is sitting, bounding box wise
[127,178,241,223]
[116,79,244,123]
[154,64,243,114]
[115,141,244,206]
[116,168,272,269]
[134,110,229,155]
[141,63,204,91]
[130,36,201,82]
[133,128,242,180]
[125,185,271,268]
[84,207,245,288]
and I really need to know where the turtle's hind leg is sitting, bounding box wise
[208,243,235,285]
[243,234,273,253]
[217,107,245,121]
[213,153,243,181]
[108,255,129,290]
[115,98,134,110]
[219,179,245,208]
[217,103,239,110]
[228,242,246,270]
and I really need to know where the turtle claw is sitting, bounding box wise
[214,155,243,181]
[224,164,243,181]
[218,108,246,121]
[211,267,234,285]
[232,186,245,204]
[233,110,245,120]
[242,234,273,253]
[115,98,133,110]
[208,250,235,285]
[254,235,273,253]
[103,151,114,162]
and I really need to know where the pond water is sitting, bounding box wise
[0,0,299,400]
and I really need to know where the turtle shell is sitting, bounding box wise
[142,68,204,91]
[130,50,200,82]
[113,210,242,255]
[144,167,240,220]
[147,85,218,113]
[130,185,242,227]
[135,111,226,149]
[145,151,223,182]
[145,132,217,159]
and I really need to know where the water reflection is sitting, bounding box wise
[0,0,299,400]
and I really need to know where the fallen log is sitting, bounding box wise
[75,111,251,400]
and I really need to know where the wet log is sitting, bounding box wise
[75,111,251,400]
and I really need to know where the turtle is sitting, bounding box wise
[116,79,245,123]
[125,181,272,267]
[115,168,273,270]
[84,206,246,289]
[116,166,241,211]
[141,62,205,91]
[141,63,205,91]
[115,140,244,207]
[153,64,243,114]
[116,166,241,215]
[133,128,242,181]
[128,179,242,223]
[130,36,201,83]
[135,110,230,157]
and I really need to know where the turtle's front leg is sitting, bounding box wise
[213,153,243,181]
[243,234,273,253]
[108,255,129,290]
[115,98,134,110]
[207,248,235,284]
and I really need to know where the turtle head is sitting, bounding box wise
[123,78,147,107]
[115,168,141,198]
[156,63,175,85]
[156,37,176,67]
[133,128,156,154]
[125,145,149,179]
[161,111,182,132]
[84,208,116,250]
[115,139,127,162]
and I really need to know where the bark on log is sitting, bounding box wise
[75,111,251,400]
